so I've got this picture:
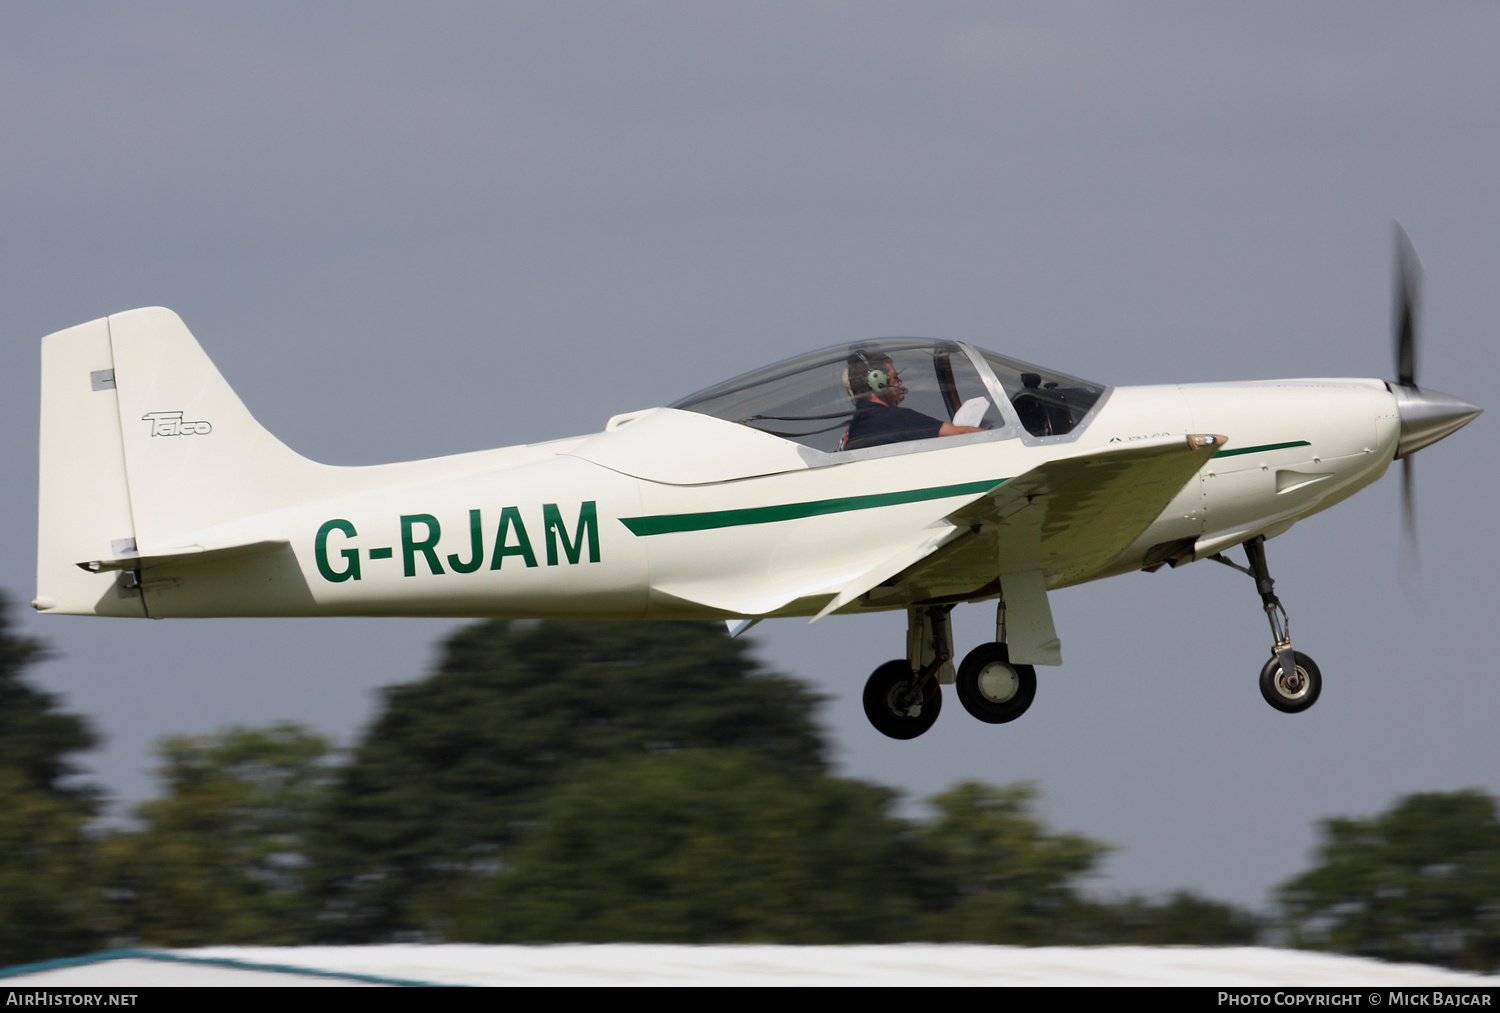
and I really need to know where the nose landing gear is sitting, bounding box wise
[1260,650,1322,713]
[1211,535,1322,713]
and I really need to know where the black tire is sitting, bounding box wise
[862,660,942,739]
[955,642,1037,724]
[1259,651,1322,713]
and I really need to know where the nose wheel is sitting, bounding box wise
[1211,535,1323,714]
[1260,650,1322,713]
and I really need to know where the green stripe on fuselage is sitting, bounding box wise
[1213,440,1311,459]
[619,478,1007,536]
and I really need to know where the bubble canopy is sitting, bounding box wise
[670,338,1108,454]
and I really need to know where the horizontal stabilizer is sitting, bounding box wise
[80,539,290,573]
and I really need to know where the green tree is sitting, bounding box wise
[452,750,918,943]
[1278,790,1500,972]
[0,592,97,808]
[0,772,103,964]
[309,620,828,940]
[1074,891,1260,945]
[915,781,1111,944]
[103,723,334,946]
[0,592,104,963]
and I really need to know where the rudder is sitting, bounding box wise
[36,316,144,615]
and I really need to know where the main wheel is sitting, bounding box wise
[862,660,942,739]
[955,642,1037,724]
[1259,651,1322,713]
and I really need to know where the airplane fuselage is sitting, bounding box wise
[71,378,1397,622]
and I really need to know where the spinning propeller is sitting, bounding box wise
[1388,223,1482,559]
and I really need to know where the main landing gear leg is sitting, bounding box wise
[861,606,951,740]
[1212,536,1322,713]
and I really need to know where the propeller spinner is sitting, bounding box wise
[1388,223,1482,542]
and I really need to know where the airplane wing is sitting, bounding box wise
[823,433,1225,613]
[940,433,1225,586]
[657,434,1222,621]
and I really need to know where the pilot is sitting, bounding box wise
[840,350,984,451]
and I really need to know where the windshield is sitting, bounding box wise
[974,349,1106,438]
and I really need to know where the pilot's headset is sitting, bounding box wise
[849,349,899,397]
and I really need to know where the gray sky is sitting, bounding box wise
[3,3,1497,910]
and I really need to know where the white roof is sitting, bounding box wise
[4,945,1498,987]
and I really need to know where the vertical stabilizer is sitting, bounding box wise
[106,307,319,551]
[37,308,325,616]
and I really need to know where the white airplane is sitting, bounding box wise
[33,230,1479,739]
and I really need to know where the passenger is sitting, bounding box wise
[841,351,984,451]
